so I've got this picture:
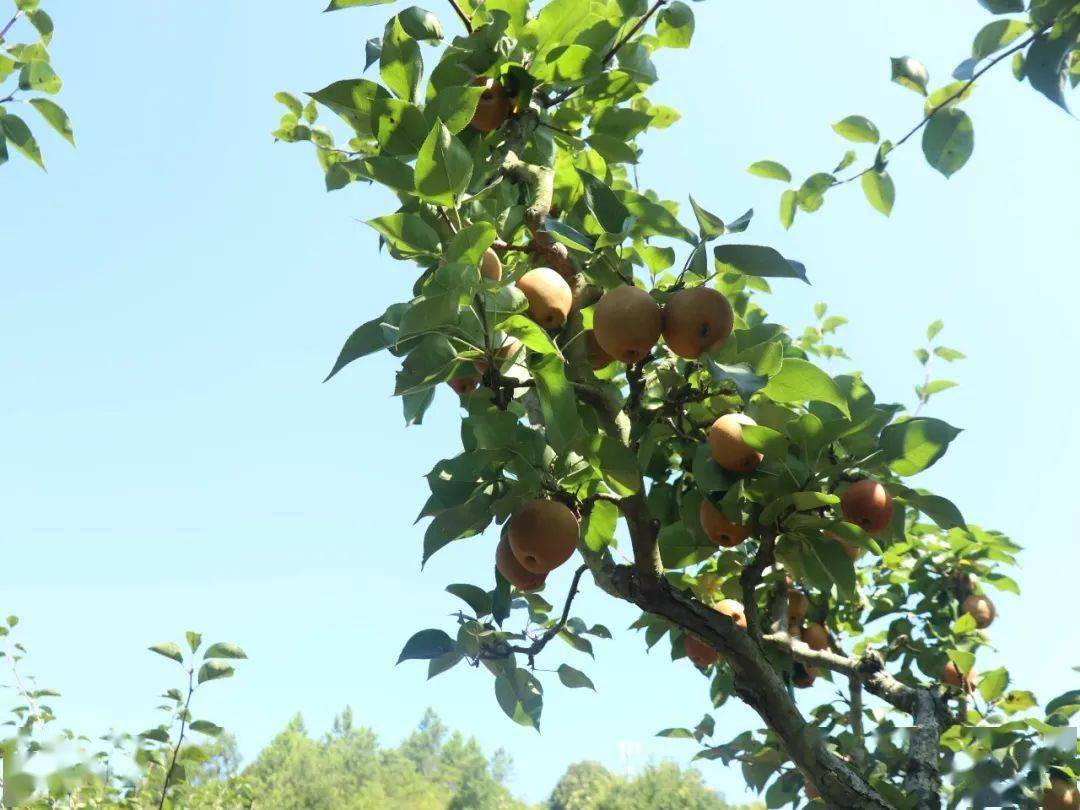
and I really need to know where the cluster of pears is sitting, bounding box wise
[495,498,580,591]
[942,576,998,690]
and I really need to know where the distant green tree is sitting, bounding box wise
[550,759,757,810]
[550,760,618,810]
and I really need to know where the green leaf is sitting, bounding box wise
[779,189,796,230]
[740,424,787,458]
[579,170,632,233]
[422,493,494,562]
[185,632,202,654]
[976,0,1024,13]
[861,170,895,216]
[446,223,497,266]
[713,244,808,284]
[806,533,856,599]
[414,120,472,206]
[979,667,1009,702]
[398,6,444,41]
[529,353,582,453]
[446,583,492,616]
[1025,28,1073,111]
[655,1,694,48]
[141,726,171,744]
[557,664,596,690]
[948,649,975,675]
[934,346,966,362]
[18,60,61,94]
[495,669,543,729]
[657,727,695,738]
[189,720,224,737]
[879,417,962,476]
[688,196,725,239]
[365,213,441,258]
[904,492,966,530]
[307,79,390,136]
[27,98,73,144]
[1045,689,1080,720]
[274,91,304,115]
[149,643,184,664]
[403,388,434,425]
[197,661,235,684]
[425,85,485,133]
[972,19,1029,59]
[747,160,791,182]
[27,8,52,41]
[658,523,713,568]
[397,629,455,663]
[831,115,879,143]
[583,499,618,551]
[381,17,423,103]
[922,108,974,178]
[203,643,247,660]
[1000,690,1037,714]
[0,114,44,169]
[951,613,977,635]
[761,358,850,418]
[428,651,464,679]
[325,305,405,381]
[927,319,944,340]
[891,56,929,95]
[498,313,558,354]
[593,434,642,496]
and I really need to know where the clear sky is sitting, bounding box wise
[1,1,1077,805]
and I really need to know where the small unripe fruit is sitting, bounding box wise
[592,285,662,364]
[585,330,614,370]
[840,479,894,534]
[495,535,546,592]
[469,78,510,133]
[684,634,720,668]
[803,622,829,651]
[448,376,480,395]
[715,599,747,630]
[1042,777,1080,810]
[516,267,573,329]
[707,413,763,473]
[480,247,502,281]
[507,499,579,574]
[943,660,976,691]
[961,594,996,629]
[788,591,809,626]
[661,287,734,359]
[698,500,751,548]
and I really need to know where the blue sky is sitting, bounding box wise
[1,0,1076,804]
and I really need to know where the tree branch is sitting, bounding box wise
[445,0,473,33]
[0,9,23,42]
[481,564,588,664]
[833,27,1049,189]
[740,531,777,641]
[542,0,668,108]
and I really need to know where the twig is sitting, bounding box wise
[0,10,24,41]
[832,27,1048,189]
[158,668,195,810]
[445,0,473,33]
[849,677,868,767]
[543,0,668,108]
[482,565,589,664]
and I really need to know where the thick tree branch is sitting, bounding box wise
[500,151,555,232]
[763,630,946,808]
[595,558,893,809]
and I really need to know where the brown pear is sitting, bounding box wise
[448,376,480,395]
[1042,777,1080,810]
[480,247,502,281]
[515,267,572,329]
[840,479,894,534]
[961,594,996,629]
[495,535,546,592]
[707,413,763,473]
[585,330,614,370]
[592,285,662,364]
[943,660,976,691]
[715,599,748,630]
[698,500,752,548]
[474,335,524,376]
[793,665,819,689]
[788,591,809,626]
[469,78,510,133]
[684,634,720,668]
[507,499,579,574]
[803,622,829,651]
[661,287,734,359]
